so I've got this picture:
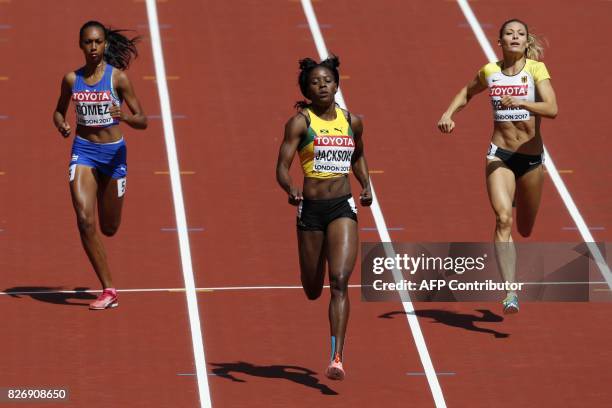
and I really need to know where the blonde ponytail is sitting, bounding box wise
[526,33,544,61]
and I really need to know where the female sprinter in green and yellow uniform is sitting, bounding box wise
[276,56,372,380]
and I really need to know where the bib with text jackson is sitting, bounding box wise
[299,107,355,179]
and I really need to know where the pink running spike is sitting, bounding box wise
[89,289,119,310]
[325,353,345,381]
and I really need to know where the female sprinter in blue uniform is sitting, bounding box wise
[437,19,558,313]
[53,21,147,310]
[276,56,372,380]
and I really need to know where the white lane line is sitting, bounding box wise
[0,285,370,296]
[407,372,456,377]
[456,0,612,291]
[145,1,212,407]
[2,281,608,297]
[300,1,447,407]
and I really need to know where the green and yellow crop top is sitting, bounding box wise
[298,107,355,179]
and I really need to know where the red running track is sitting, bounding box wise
[1,0,611,407]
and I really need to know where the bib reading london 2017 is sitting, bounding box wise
[73,91,115,127]
[313,134,354,174]
[489,83,531,121]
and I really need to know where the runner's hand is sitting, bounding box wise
[360,186,372,207]
[57,122,71,138]
[288,186,303,206]
[500,95,521,109]
[437,115,455,133]
[109,103,123,121]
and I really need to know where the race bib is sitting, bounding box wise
[490,84,530,122]
[313,135,354,174]
[73,91,115,127]
[69,164,77,182]
[117,178,127,198]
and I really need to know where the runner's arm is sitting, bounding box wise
[53,73,74,138]
[438,76,487,133]
[276,114,306,205]
[350,115,372,206]
[111,71,147,129]
[501,79,558,118]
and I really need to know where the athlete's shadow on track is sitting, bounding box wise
[379,309,510,338]
[3,286,96,307]
[210,361,338,395]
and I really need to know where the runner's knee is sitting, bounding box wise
[517,221,533,238]
[495,212,513,233]
[301,266,324,300]
[100,222,119,237]
[303,286,323,300]
[76,211,96,235]
[329,270,350,297]
[299,255,325,300]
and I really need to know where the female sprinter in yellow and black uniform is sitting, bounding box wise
[53,21,147,310]
[276,56,372,380]
[438,19,558,313]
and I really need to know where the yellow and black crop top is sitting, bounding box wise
[298,107,355,179]
[477,59,550,122]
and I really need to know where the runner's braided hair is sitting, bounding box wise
[295,55,340,109]
[499,19,545,61]
[79,21,140,70]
